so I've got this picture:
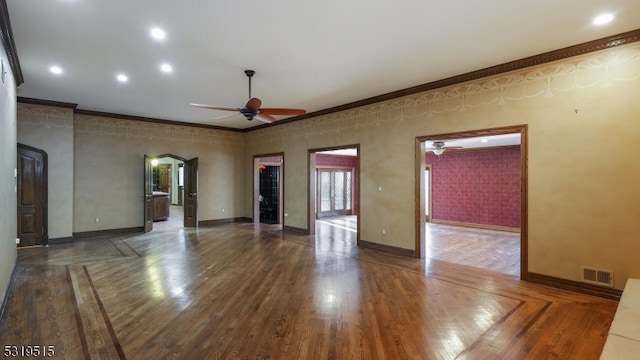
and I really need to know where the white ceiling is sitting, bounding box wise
[7,1,640,130]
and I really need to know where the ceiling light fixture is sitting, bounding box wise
[592,13,614,26]
[150,27,166,40]
[160,63,173,73]
[116,74,128,83]
[49,66,63,75]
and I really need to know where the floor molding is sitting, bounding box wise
[431,219,520,233]
[528,272,622,301]
[283,225,309,235]
[48,236,74,244]
[73,227,144,239]
[198,217,252,227]
[359,239,415,257]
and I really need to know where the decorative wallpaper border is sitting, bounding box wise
[17,103,244,146]
[246,43,640,144]
[73,114,244,146]
[17,103,74,129]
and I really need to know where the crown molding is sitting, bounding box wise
[0,0,23,85]
[13,28,640,133]
[253,28,640,131]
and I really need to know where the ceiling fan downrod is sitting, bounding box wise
[244,69,255,98]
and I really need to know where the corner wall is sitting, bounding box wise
[0,39,18,307]
[72,114,244,232]
[17,103,74,239]
[244,42,640,289]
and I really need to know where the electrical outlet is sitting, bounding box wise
[95,218,99,222]
[382,229,386,235]
[15,238,20,245]
[222,208,225,213]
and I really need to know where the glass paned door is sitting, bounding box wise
[317,169,353,217]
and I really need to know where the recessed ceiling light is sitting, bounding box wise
[160,63,173,73]
[49,66,63,74]
[150,27,166,40]
[593,13,614,26]
[116,74,128,83]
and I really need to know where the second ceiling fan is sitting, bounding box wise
[426,141,463,155]
[190,70,306,124]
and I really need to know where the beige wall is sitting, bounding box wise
[72,114,244,232]
[0,43,18,303]
[13,42,640,290]
[244,43,640,289]
[17,104,74,239]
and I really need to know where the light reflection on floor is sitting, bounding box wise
[152,205,184,231]
[315,216,519,276]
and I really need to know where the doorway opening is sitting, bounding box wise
[415,126,527,278]
[144,154,198,232]
[253,153,284,230]
[309,146,360,248]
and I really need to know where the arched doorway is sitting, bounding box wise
[144,154,198,232]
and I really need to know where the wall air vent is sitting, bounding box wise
[581,266,614,287]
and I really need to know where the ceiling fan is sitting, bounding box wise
[190,70,307,124]
[425,141,463,156]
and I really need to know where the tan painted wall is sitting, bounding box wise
[17,104,74,239]
[12,42,640,290]
[72,114,244,232]
[0,44,18,303]
[244,43,640,289]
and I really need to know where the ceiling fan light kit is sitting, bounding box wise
[190,70,306,124]
[432,141,446,156]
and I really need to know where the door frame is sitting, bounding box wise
[308,145,360,245]
[415,125,528,278]
[424,164,432,222]
[253,153,284,229]
[17,143,48,246]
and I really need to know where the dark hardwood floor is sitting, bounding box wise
[0,221,616,359]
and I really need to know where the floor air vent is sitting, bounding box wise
[581,266,614,287]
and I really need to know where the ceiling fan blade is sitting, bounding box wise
[245,97,262,112]
[261,108,307,116]
[214,112,242,121]
[254,112,276,123]
[190,103,240,112]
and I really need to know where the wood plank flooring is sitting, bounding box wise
[0,222,616,359]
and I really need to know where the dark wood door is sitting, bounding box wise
[144,155,153,232]
[17,144,47,246]
[184,157,198,227]
[158,164,171,194]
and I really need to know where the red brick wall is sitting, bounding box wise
[426,147,521,229]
